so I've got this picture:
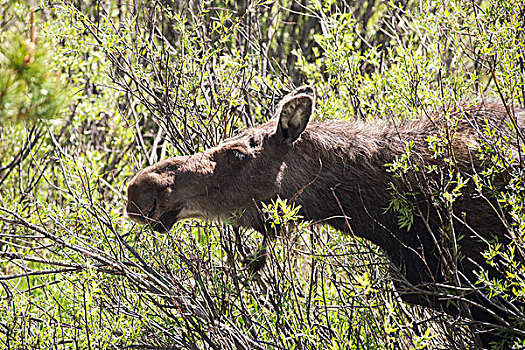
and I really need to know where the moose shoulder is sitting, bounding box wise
[126,87,524,347]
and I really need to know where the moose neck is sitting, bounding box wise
[272,118,424,247]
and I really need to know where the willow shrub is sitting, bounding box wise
[1,0,524,349]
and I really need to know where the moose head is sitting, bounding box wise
[126,87,316,234]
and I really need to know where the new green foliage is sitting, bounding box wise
[1,0,525,349]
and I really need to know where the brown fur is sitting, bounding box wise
[127,87,525,347]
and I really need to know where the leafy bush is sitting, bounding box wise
[0,0,524,349]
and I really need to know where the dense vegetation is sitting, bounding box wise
[0,0,524,349]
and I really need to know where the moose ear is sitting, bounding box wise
[273,87,315,144]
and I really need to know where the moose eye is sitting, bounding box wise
[233,150,247,161]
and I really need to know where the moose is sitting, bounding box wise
[126,87,525,348]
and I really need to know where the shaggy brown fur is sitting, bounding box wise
[127,87,525,348]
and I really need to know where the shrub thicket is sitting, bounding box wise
[0,0,524,349]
